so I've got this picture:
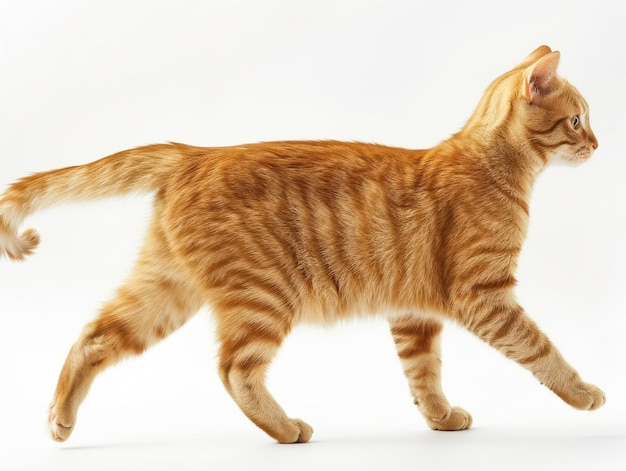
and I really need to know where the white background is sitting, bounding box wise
[1,1,624,470]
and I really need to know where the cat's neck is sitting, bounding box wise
[449,130,544,208]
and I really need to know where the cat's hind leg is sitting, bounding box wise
[390,315,472,431]
[216,303,313,444]
[48,224,201,442]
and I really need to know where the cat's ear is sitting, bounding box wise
[523,45,552,65]
[524,51,561,102]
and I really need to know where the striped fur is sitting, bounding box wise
[0,46,603,443]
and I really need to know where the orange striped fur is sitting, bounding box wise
[0,45,603,443]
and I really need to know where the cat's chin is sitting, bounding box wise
[548,151,593,167]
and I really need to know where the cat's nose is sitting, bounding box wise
[589,134,598,150]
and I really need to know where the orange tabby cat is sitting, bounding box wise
[0,45,603,443]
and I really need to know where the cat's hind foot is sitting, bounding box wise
[425,406,473,431]
[274,418,314,444]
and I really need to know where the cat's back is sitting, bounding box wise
[164,140,423,209]
[161,139,519,243]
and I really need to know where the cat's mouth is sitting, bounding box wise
[574,146,595,161]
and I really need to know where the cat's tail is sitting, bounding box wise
[0,144,182,261]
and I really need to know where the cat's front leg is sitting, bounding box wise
[389,316,472,431]
[459,298,605,411]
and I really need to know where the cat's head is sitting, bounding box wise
[466,45,598,167]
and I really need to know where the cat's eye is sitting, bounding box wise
[572,115,580,129]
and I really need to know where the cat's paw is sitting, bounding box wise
[275,418,314,444]
[426,406,473,431]
[561,382,606,411]
[48,405,75,442]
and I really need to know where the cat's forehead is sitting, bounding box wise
[555,81,589,115]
